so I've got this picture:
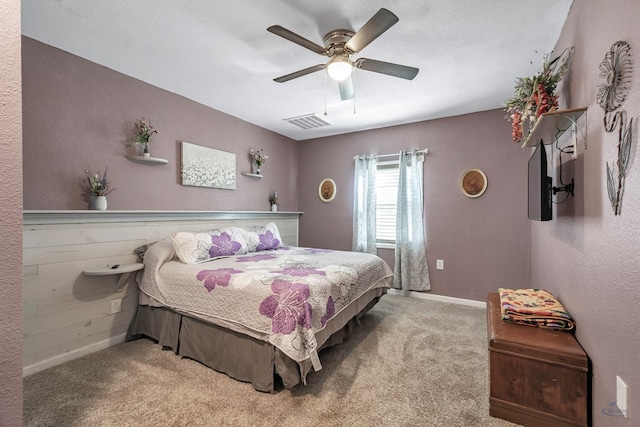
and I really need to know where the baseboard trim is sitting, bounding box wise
[23,333,127,377]
[387,289,486,308]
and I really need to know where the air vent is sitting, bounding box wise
[283,114,330,130]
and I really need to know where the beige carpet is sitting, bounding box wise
[24,294,520,427]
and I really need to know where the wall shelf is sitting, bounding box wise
[522,107,587,148]
[24,210,303,225]
[241,172,263,178]
[126,155,168,165]
[83,262,144,291]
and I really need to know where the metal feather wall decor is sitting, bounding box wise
[597,41,634,215]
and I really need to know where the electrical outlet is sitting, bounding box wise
[110,298,122,314]
[617,376,628,417]
[436,259,444,270]
[571,128,578,160]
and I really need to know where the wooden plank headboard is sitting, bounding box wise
[22,210,301,375]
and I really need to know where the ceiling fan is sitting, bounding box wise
[267,8,419,100]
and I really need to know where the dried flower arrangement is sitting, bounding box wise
[134,117,158,154]
[268,189,279,206]
[505,49,571,143]
[249,147,268,166]
[85,167,115,196]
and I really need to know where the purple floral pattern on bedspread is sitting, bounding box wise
[301,248,334,254]
[235,253,278,262]
[259,280,312,334]
[273,265,327,277]
[138,242,393,363]
[321,296,335,326]
[197,267,243,292]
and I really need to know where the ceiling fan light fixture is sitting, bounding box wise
[327,56,353,81]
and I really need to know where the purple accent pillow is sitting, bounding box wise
[233,222,284,252]
[170,228,248,264]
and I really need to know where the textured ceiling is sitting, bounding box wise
[22,0,573,141]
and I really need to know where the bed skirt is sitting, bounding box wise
[126,287,386,392]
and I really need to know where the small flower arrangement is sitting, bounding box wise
[134,117,158,153]
[268,189,279,206]
[505,50,571,143]
[249,147,268,166]
[86,168,114,196]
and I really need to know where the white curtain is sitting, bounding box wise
[352,155,378,253]
[394,150,431,290]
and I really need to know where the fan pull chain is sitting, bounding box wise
[352,69,356,115]
[324,69,328,116]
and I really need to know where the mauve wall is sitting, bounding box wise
[20,4,640,423]
[534,1,640,424]
[22,37,297,211]
[297,110,531,301]
[0,0,23,424]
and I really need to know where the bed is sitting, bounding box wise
[126,223,393,392]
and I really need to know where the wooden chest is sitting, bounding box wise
[487,292,590,426]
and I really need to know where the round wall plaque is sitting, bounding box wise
[318,178,336,202]
[460,169,487,198]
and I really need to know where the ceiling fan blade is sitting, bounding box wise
[338,76,354,100]
[267,25,327,55]
[345,8,399,53]
[273,64,325,83]
[355,58,419,80]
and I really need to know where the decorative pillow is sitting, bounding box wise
[233,222,284,252]
[170,228,248,264]
[134,242,157,262]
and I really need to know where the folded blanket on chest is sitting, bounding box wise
[498,288,576,331]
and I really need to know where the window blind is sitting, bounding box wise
[376,163,398,243]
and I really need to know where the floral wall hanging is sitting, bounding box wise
[505,48,573,143]
[596,41,634,215]
[181,141,236,190]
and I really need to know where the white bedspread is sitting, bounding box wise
[138,240,393,362]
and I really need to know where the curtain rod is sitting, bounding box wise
[353,148,429,160]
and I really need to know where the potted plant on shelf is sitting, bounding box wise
[505,49,571,143]
[268,190,279,212]
[85,167,115,210]
[134,117,158,157]
[249,147,268,174]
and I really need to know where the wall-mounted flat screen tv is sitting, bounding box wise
[528,141,552,221]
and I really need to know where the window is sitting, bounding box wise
[353,151,425,252]
[376,161,399,247]
[375,156,424,248]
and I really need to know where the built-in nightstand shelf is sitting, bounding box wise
[241,172,263,178]
[126,155,169,165]
[83,263,144,291]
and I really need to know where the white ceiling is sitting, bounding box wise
[22,0,573,141]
